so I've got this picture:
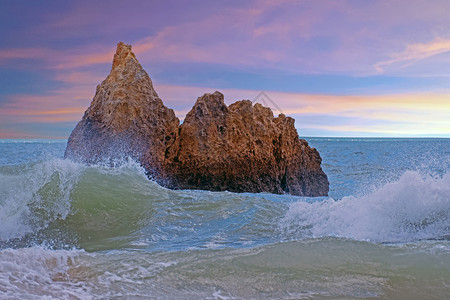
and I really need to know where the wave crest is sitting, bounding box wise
[280,171,450,243]
[0,158,152,246]
[0,159,84,241]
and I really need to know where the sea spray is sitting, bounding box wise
[0,159,84,241]
[280,171,450,242]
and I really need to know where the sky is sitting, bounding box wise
[0,0,449,138]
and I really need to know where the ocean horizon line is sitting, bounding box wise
[1,136,449,141]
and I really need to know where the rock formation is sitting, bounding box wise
[65,42,329,196]
[168,91,329,196]
[65,42,179,182]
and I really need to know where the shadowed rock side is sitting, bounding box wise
[65,42,329,196]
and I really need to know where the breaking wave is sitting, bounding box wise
[281,171,450,243]
[0,158,284,251]
[2,138,449,299]
[0,158,161,250]
[1,155,448,252]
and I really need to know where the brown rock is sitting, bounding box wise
[65,42,180,181]
[166,91,329,196]
[65,42,329,196]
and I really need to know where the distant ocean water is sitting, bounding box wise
[0,138,449,299]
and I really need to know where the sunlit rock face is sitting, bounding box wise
[65,42,329,196]
[65,42,180,181]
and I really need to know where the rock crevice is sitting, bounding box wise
[65,42,329,196]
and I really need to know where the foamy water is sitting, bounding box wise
[281,171,450,242]
[0,138,449,299]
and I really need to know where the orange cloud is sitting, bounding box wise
[0,48,57,63]
[156,84,450,136]
[0,82,93,124]
[1,82,449,138]
[52,51,114,70]
[0,45,114,70]
[1,107,85,123]
[54,71,105,85]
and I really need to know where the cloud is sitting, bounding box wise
[52,51,114,70]
[1,0,450,77]
[0,1,361,74]
[0,44,114,71]
[128,2,344,72]
[0,81,94,124]
[1,80,449,138]
[0,48,56,62]
[122,1,450,77]
[375,37,450,73]
[155,84,450,136]
[1,1,450,138]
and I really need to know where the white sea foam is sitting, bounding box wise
[280,171,450,243]
[0,159,84,240]
[0,247,91,299]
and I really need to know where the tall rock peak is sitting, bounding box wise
[65,43,329,196]
[65,42,179,174]
[112,42,137,70]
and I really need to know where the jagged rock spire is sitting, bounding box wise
[65,42,180,176]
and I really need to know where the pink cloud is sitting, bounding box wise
[0,48,59,64]
[0,82,93,125]
[122,0,449,76]
[1,1,450,138]
[53,71,105,85]
[375,37,450,73]
[1,0,449,76]
[155,84,450,136]
[0,44,114,71]
[52,51,114,70]
[1,79,449,138]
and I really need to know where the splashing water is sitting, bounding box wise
[281,171,450,243]
[0,138,449,299]
[0,159,84,241]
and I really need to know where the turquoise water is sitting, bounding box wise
[0,138,449,299]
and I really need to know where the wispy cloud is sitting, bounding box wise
[0,48,57,62]
[155,84,450,136]
[1,81,449,138]
[0,84,93,124]
[1,1,450,138]
[0,45,113,71]
[1,1,450,77]
[375,37,450,73]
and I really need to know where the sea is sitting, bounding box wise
[0,138,449,299]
